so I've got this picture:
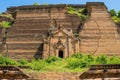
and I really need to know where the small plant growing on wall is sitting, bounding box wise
[0,13,14,57]
[67,6,88,39]
[67,6,88,23]
[0,13,14,21]
[33,2,40,6]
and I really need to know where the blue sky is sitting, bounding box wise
[0,0,120,13]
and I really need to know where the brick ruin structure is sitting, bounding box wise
[0,2,120,60]
[43,24,80,59]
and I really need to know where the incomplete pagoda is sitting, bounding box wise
[0,2,120,60]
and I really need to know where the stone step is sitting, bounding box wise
[8,31,47,35]
[17,14,49,18]
[81,30,117,33]
[8,46,42,50]
[7,32,46,36]
[80,36,118,39]
[9,53,41,60]
[8,49,39,53]
[6,37,43,41]
[8,50,42,58]
[85,21,115,26]
[15,19,49,22]
[92,8,107,11]
[7,35,44,38]
[8,46,42,49]
[13,23,49,27]
[15,17,80,22]
[91,10,108,13]
[91,14,110,17]
[15,18,49,21]
[13,21,80,26]
[10,26,49,29]
[81,42,118,46]
[7,41,42,44]
[81,39,119,42]
[7,43,43,47]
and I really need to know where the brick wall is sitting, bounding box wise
[28,72,81,80]
[80,2,120,55]
[6,5,81,60]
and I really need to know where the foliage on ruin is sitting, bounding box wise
[33,2,48,6]
[0,13,14,21]
[0,13,14,28]
[112,16,120,24]
[110,9,120,24]
[0,55,18,65]
[0,21,12,28]
[110,9,117,16]
[67,6,87,22]
[0,54,120,72]
[33,2,40,6]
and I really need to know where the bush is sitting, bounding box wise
[0,55,18,65]
[45,56,61,63]
[107,56,120,64]
[33,2,39,6]
[71,53,83,59]
[30,59,46,71]
[67,58,81,69]
[110,9,117,16]
[67,6,87,22]
[95,55,107,64]
[0,54,119,72]
[66,57,88,69]
[18,58,29,66]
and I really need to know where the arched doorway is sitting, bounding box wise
[58,50,64,58]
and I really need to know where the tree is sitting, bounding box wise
[33,2,40,6]
[0,21,12,57]
[112,16,120,24]
[110,9,117,17]
[0,13,14,56]
[118,10,120,18]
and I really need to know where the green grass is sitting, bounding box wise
[0,53,120,72]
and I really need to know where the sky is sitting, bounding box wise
[0,0,120,13]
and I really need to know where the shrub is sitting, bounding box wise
[67,58,81,69]
[71,53,83,59]
[84,54,94,65]
[112,16,120,24]
[45,56,61,63]
[0,55,18,65]
[0,13,14,21]
[18,58,29,66]
[66,57,88,69]
[107,56,120,64]
[110,9,117,16]
[67,6,87,22]
[95,55,107,64]
[0,21,11,28]
[33,2,40,6]
[30,59,46,71]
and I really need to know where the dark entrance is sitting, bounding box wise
[58,50,64,58]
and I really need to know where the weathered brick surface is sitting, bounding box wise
[80,2,120,55]
[6,4,82,60]
[0,2,120,60]
[28,72,120,80]
[28,72,81,80]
